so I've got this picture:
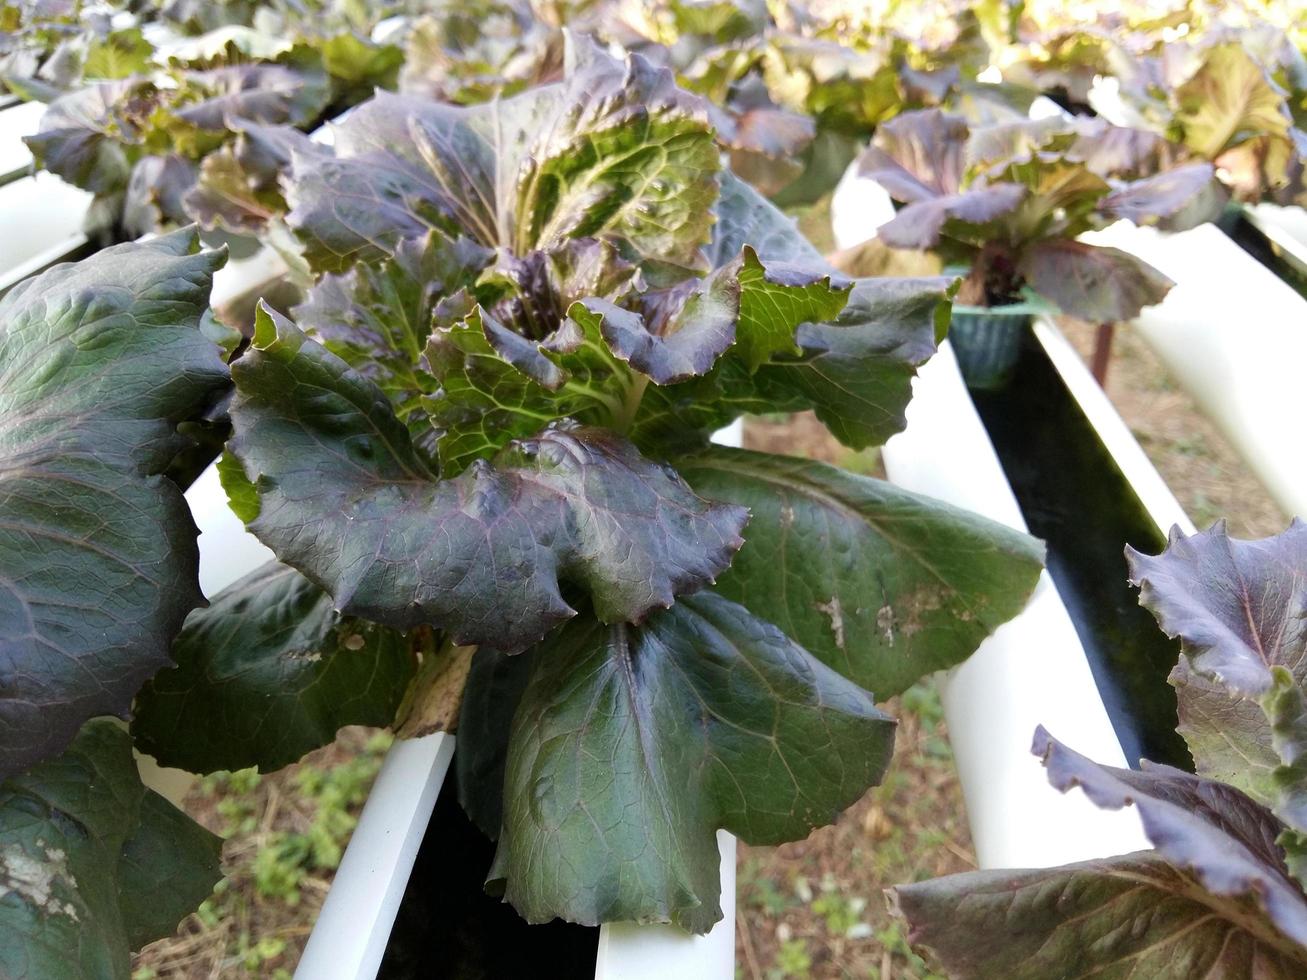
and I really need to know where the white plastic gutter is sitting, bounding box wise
[0,98,90,287]
[1243,203,1307,276]
[1083,219,1307,520]
[833,171,1151,869]
[0,100,41,185]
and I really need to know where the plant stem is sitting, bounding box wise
[615,373,649,433]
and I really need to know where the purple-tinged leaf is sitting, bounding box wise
[875,183,1027,251]
[1130,522,1307,807]
[1017,239,1173,322]
[24,77,156,195]
[286,35,718,272]
[1130,522,1307,703]
[891,728,1307,978]
[1102,163,1224,226]
[226,304,748,652]
[857,108,971,202]
[0,231,229,777]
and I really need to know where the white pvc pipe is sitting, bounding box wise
[1083,220,1307,519]
[0,173,90,278]
[295,731,456,980]
[833,169,1149,868]
[594,833,737,980]
[882,346,1149,867]
[1243,203,1307,277]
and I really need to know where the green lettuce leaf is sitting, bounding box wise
[0,720,221,980]
[0,230,229,776]
[131,562,415,774]
[488,593,894,932]
[680,448,1043,696]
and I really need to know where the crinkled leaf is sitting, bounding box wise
[164,60,331,156]
[579,290,737,386]
[1130,522,1307,804]
[750,277,949,448]
[487,593,895,932]
[83,28,153,80]
[1130,522,1307,701]
[891,728,1307,979]
[631,276,951,454]
[1265,666,1307,885]
[0,720,221,979]
[398,3,560,105]
[424,304,600,472]
[226,305,747,651]
[287,35,717,273]
[0,231,229,776]
[1017,240,1173,322]
[294,229,493,411]
[680,448,1043,696]
[728,246,851,371]
[131,562,415,774]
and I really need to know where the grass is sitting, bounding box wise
[132,729,392,979]
[734,678,970,980]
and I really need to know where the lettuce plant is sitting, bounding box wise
[0,231,235,976]
[857,108,1223,321]
[121,38,1044,934]
[892,521,1307,977]
[1113,37,1306,203]
[22,23,401,237]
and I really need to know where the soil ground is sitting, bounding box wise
[133,250,1288,980]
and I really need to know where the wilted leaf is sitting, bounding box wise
[0,231,229,776]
